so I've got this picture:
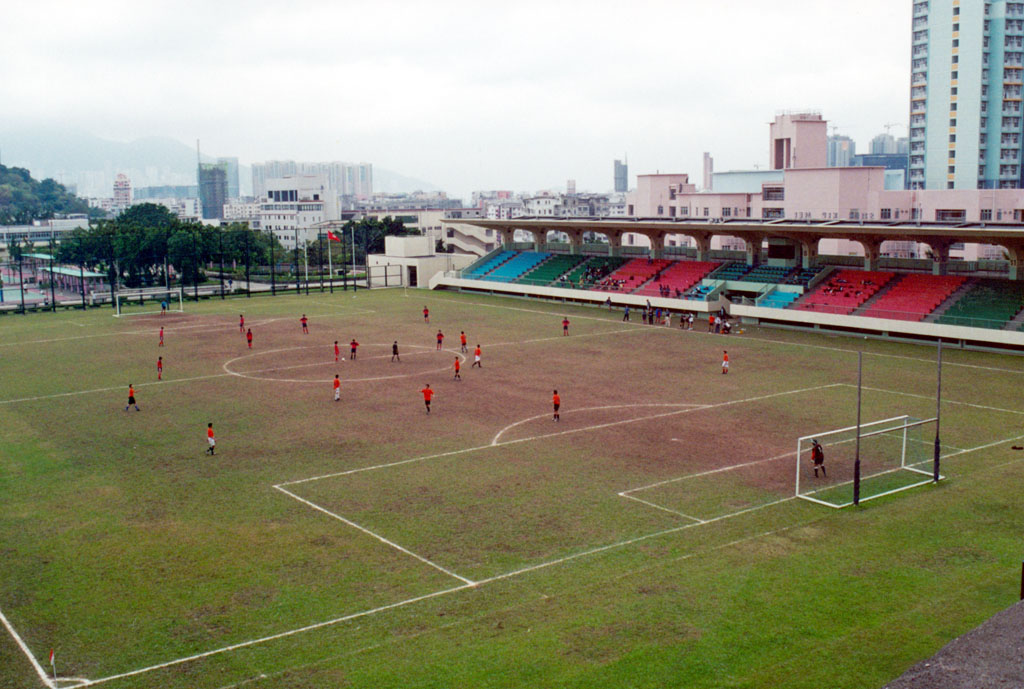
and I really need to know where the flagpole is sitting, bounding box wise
[50,648,56,685]
[327,233,334,294]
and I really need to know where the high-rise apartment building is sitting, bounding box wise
[828,135,857,166]
[910,0,1024,190]
[217,157,240,198]
[198,162,228,219]
[614,159,628,192]
[251,161,372,200]
[112,173,131,211]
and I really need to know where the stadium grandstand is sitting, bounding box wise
[435,217,1024,350]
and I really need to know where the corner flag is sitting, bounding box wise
[327,231,341,242]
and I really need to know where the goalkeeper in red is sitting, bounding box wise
[811,439,826,478]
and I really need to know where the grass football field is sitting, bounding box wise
[1,288,1023,688]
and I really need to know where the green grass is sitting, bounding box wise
[1,288,1023,688]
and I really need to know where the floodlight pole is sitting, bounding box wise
[853,350,863,506]
[934,339,942,482]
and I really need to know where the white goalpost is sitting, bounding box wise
[114,287,185,317]
[795,415,942,509]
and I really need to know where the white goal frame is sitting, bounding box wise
[795,415,942,509]
[114,287,184,317]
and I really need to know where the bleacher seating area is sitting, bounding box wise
[464,251,515,278]
[481,252,549,282]
[860,274,966,322]
[564,256,627,287]
[711,263,750,281]
[935,279,1024,329]
[455,251,1024,331]
[760,291,801,309]
[590,258,670,292]
[633,261,720,298]
[517,254,588,286]
[740,265,793,283]
[796,270,896,315]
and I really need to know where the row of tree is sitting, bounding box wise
[44,204,416,289]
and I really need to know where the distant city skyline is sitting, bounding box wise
[1,1,911,200]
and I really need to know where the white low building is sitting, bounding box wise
[367,235,475,288]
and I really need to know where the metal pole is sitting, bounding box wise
[318,233,324,292]
[49,232,56,311]
[293,228,299,294]
[244,230,251,298]
[351,224,357,292]
[79,263,86,310]
[853,350,863,506]
[304,240,309,295]
[270,235,276,296]
[328,233,333,293]
[218,229,225,299]
[18,255,25,314]
[934,339,943,482]
[192,229,199,301]
[49,251,56,312]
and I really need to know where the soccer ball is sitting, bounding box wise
[341,357,346,361]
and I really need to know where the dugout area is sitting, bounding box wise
[1,290,1024,688]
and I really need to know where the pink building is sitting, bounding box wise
[628,112,1024,260]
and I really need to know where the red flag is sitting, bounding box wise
[49,648,54,666]
[327,231,341,242]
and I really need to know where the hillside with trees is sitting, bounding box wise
[0,164,94,224]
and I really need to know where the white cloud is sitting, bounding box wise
[0,0,911,198]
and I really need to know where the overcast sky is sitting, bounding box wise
[1,0,910,198]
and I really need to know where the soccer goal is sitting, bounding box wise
[114,287,184,317]
[795,415,942,508]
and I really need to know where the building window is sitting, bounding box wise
[981,208,993,220]
[657,205,664,215]
[950,118,957,126]
[881,208,892,219]
[936,209,966,222]
[703,207,710,217]
[850,209,860,220]
[948,181,955,189]
[950,134,957,142]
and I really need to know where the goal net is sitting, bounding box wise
[114,287,184,317]
[795,415,941,508]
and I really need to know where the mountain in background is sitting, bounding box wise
[0,126,439,198]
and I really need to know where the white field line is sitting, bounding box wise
[0,372,234,406]
[0,310,374,349]
[473,496,797,587]
[0,604,55,688]
[40,422,1024,687]
[622,448,799,495]
[422,292,1024,375]
[617,493,706,522]
[71,583,473,688]
[485,326,645,348]
[847,384,1024,417]
[281,384,842,487]
[223,345,466,384]
[273,486,475,586]
[491,403,708,445]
